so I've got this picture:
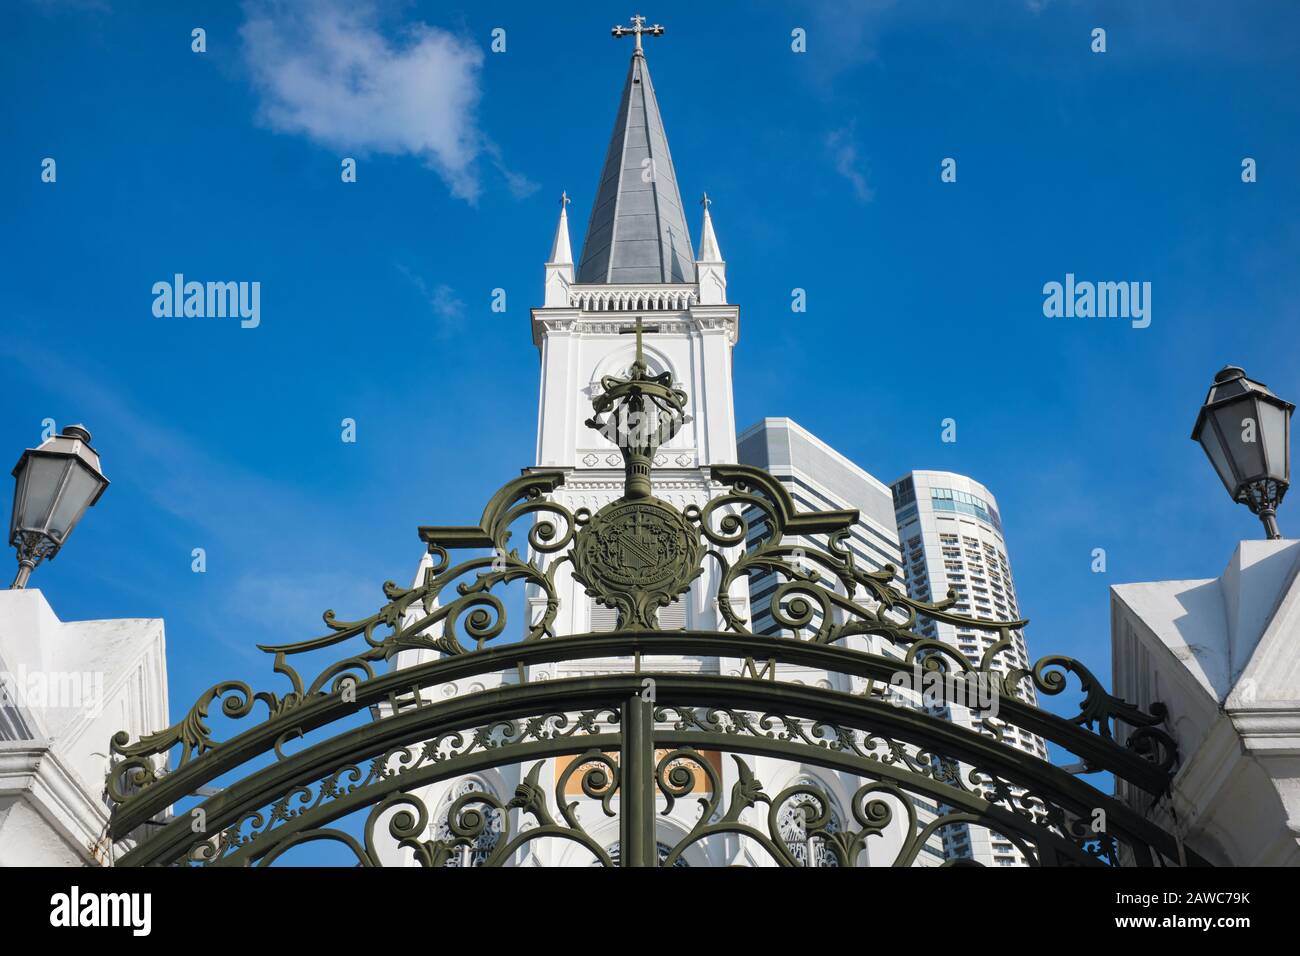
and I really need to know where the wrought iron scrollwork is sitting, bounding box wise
[647,746,1132,868]
[696,463,1011,646]
[107,471,589,803]
[104,347,1190,867]
[180,708,619,866]
[1027,656,1176,772]
[385,754,621,868]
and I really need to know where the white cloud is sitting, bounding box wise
[396,264,465,332]
[826,125,874,204]
[800,0,896,85]
[429,283,465,324]
[230,568,380,642]
[240,0,532,202]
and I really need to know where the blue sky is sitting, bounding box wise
[3,0,1299,737]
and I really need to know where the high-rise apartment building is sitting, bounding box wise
[738,418,904,638]
[738,420,946,866]
[891,470,1047,865]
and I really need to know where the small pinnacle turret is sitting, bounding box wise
[695,192,727,305]
[543,192,575,307]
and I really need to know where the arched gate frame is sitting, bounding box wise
[105,333,1197,868]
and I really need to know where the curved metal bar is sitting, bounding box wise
[211,737,623,868]
[110,630,1177,838]
[653,750,1092,868]
[646,681,1190,864]
[116,675,628,864]
[253,828,372,867]
[116,671,1190,867]
[651,729,1163,866]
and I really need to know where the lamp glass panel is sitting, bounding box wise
[1198,419,1236,493]
[47,464,101,539]
[1257,402,1290,481]
[15,456,68,533]
[1212,399,1266,483]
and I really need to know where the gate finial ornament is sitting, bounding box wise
[575,325,700,629]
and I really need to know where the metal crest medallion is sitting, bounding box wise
[571,497,703,630]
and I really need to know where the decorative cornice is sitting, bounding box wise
[569,286,699,312]
[1229,706,1300,753]
[0,744,108,864]
[577,451,698,470]
[531,309,739,346]
[558,478,714,493]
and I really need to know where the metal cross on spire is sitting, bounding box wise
[611,13,664,52]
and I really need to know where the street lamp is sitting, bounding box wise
[1191,366,1294,540]
[8,425,109,589]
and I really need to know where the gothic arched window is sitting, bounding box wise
[433,778,503,867]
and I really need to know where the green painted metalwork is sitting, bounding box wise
[620,694,656,867]
[104,343,1195,868]
[573,315,702,628]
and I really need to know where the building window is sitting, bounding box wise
[776,786,844,867]
[658,596,687,629]
[590,600,618,633]
[590,596,685,630]
[892,478,916,508]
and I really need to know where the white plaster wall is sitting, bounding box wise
[1111,540,1300,866]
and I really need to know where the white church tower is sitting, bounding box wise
[380,18,940,867]
[530,25,741,638]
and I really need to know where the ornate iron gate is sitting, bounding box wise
[105,332,1196,867]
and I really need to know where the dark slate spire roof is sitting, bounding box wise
[576,47,695,285]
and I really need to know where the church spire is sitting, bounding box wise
[576,15,695,285]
